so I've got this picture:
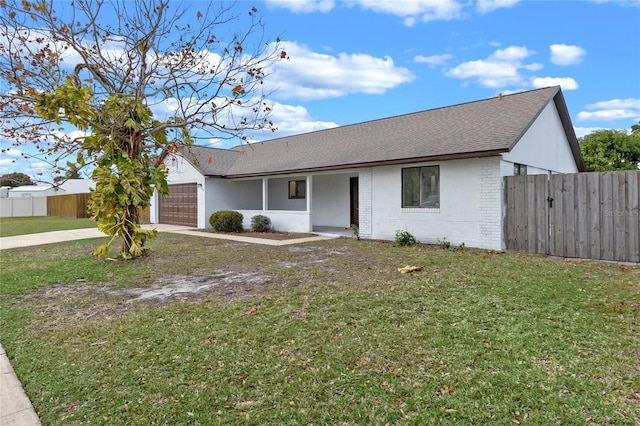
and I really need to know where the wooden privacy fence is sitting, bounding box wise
[47,193,150,223]
[504,171,640,263]
[48,193,91,218]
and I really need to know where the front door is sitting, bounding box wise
[350,177,359,227]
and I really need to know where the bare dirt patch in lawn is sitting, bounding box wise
[22,269,277,328]
[21,242,359,330]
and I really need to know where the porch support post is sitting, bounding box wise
[262,177,268,211]
[306,175,313,231]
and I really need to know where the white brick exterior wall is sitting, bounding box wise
[358,168,373,238]
[478,157,503,249]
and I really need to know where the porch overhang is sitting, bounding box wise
[213,149,508,179]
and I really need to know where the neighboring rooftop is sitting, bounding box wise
[177,86,584,177]
[58,179,94,194]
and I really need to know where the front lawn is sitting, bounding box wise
[0,216,95,237]
[0,234,638,425]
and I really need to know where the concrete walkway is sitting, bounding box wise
[0,224,335,250]
[0,344,41,426]
[0,224,339,425]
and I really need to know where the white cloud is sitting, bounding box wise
[0,27,86,71]
[477,0,521,14]
[577,109,639,121]
[414,54,455,68]
[1,129,89,179]
[531,77,579,90]
[445,45,538,88]
[1,148,24,159]
[573,126,605,138]
[585,98,640,110]
[251,102,338,141]
[269,41,415,101]
[490,45,531,61]
[351,0,463,25]
[265,0,335,13]
[216,101,338,145]
[587,0,640,5]
[576,97,640,122]
[268,102,338,134]
[524,63,544,71]
[444,46,584,91]
[0,157,18,171]
[0,150,54,179]
[268,0,463,24]
[549,44,586,66]
[26,161,54,178]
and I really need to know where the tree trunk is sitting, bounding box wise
[121,199,141,255]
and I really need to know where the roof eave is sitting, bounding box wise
[221,149,509,179]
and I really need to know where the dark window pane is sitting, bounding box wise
[420,166,439,207]
[402,168,420,207]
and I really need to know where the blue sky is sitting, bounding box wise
[2,0,639,180]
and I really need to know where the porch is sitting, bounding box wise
[209,171,360,234]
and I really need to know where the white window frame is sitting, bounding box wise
[401,165,440,208]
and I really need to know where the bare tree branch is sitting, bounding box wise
[0,0,285,258]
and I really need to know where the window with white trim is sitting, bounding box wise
[402,166,440,208]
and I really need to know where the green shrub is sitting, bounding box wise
[251,215,273,232]
[394,230,417,246]
[437,237,451,250]
[209,210,243,232]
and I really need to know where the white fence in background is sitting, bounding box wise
[0,197,47,217]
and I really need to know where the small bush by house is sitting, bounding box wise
[251,215,273,232]
[395,230,417,246]
[209,210,243,232]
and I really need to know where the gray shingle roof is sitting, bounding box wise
[176,145,241,176]
[178,86,584,177]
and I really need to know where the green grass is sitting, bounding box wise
[1,233,638,425]
[0,216,95,237]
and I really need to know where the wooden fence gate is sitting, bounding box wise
[504,171,640,263]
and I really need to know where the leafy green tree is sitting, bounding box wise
[0,172,35,187]
[0,0,285,258]
[579,123,640,171]
[53,169,81,184]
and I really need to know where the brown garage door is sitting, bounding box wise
[158,183,198,227]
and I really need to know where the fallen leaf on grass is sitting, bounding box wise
[398,265,422,273]
[245,306,258,315]
[436,385,454,396]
